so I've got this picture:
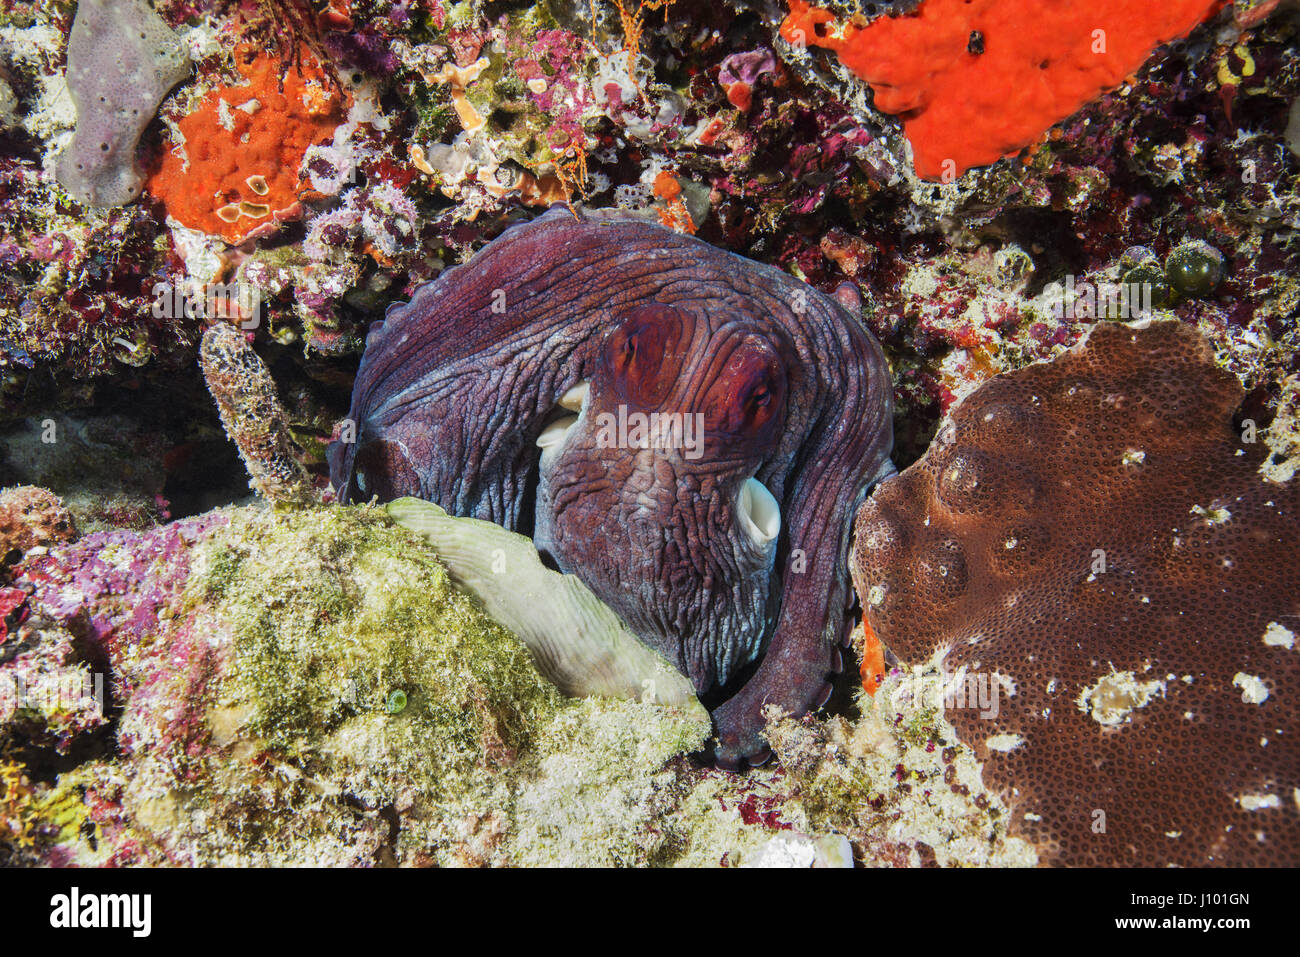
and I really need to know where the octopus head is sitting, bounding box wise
[534,302,791,694]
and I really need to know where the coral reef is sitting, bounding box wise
[852,320,1300,865]
[0,0,1294,437]
[3,504,566,864]
[0,0,1296,869]
[2,502,1028,867]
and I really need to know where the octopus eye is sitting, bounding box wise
[617,331,639,369]
[704,342,786,438]
[604,304,688,407]
[739,375,779,427]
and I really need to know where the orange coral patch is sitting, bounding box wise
[860,615,886,695]
[652,169,682,200]
[651,170,696,233]
[146,46,349,244]
[781,0,1227,180]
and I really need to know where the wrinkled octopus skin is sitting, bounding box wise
[328,207,894,767]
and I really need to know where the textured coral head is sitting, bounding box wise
[534,302,791,694]
[851,320,1300,865]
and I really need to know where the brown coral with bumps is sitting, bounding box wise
[851,320,1300,866]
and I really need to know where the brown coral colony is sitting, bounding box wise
[852,321,1300,866]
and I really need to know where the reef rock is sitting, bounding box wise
[1,504,716,865]
[0,485,75,562]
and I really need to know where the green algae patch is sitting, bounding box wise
[32,501,707,866]
[191,504,564,793]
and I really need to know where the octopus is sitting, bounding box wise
[328,207,894,767]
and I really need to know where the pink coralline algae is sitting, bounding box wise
[14,515,226,664]
[510,28,601,171]
[2,510,225,757]
[0,586,27,645]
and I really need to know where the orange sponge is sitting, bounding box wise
[146,46,349,244]
[781,0,1227,179]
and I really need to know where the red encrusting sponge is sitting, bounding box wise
[780,0,1228,179]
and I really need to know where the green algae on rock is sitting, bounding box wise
[3,503,720,865]
[178,504,714,866]
[195,506,564,792]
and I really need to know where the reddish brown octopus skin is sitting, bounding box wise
[852,320,1300,866]
[328,206,894,768]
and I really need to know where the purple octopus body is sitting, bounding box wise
[328,207,894,767]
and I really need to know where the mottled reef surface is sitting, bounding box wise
[1,0,1299,865]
